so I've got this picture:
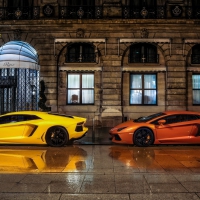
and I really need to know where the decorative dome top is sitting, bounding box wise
[0,41,39,70]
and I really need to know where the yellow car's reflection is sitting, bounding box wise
[0,146,87,173]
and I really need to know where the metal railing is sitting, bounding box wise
[66,53,96,63]
[0,5,200,20]
[0,6,40,20]
[129,54,159,63]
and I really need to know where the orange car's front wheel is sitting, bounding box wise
[45,126,69,147]
[134,128,154,147]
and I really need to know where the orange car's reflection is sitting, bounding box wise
[109,146,200,172]
[0,146,87,173]
[109,146,155,169]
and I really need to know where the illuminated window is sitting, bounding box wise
[192,74,200,104]
[67,73,94,105]
[130,74,157,105]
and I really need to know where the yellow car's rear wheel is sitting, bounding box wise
[45,126,68,147]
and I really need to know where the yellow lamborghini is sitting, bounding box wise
[0,111,88,147]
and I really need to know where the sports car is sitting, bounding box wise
[109,110,200,147]
[0,111,88,147]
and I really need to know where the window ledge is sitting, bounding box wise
[187,66,200,72]
[123,65,166,72]
[63,63,99,65]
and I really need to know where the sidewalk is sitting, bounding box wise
[0,145,200,199]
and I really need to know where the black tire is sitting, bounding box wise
[134,128,154,147]
[45,126,68,147]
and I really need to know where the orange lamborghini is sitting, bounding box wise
[109,111,200,147]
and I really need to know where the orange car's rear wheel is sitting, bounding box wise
[45,126,69,147]
[134,128,154,147]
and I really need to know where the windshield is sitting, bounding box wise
[134,112,165,122]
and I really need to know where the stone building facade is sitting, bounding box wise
[0,0,200,127]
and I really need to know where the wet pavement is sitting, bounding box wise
[0,127,200,199]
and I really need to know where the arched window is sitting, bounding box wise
[66,43,96,63]
[129,43,158,63]
[191,44,200,64]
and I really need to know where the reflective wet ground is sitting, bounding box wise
[0,128,200,199]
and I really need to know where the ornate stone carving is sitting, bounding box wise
[141,28,149,38]
[14,29,22,40]
[76,29,85,38]
[43,4,54,17]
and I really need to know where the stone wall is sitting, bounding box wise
[0,1,200,126]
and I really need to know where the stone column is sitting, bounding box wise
[101,55,122,127]
[166,39,187,110]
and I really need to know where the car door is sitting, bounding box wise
[154,114,194,143]
[0,115,27,140]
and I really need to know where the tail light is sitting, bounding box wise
[75,121,84,132]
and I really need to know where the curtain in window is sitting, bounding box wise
[144,75,156,104]
[82,90,94,103]
[130,90,142,104]
[68,74,80,103]
[82,74,94,103]
[144,75,156,89]
[130,75,142,88]
[67,73,94,104]
[130,74,157,105]
[68,74,79,88]
[192,75,200,104]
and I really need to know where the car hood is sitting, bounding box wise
[110,120,135,131]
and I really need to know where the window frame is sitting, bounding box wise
[129,43,158,63]
[130,73,157,105]
[66,72,95,105]
[66,43,96,63]
[191,44,200,64]
[192,74,200,105]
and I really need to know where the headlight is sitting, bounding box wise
[117,127,127,132]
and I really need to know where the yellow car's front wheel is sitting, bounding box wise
[45,126,69,147]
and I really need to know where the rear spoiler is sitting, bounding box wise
[48,112,74,119]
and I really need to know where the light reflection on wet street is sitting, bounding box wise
[0,145,200,173]
[0,145,200,199]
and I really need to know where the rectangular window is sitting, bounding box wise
[192,74,200,104]
[67,73,94,105]
[130,74,157,105]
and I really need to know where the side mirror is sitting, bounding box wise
[158,119,166,125]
